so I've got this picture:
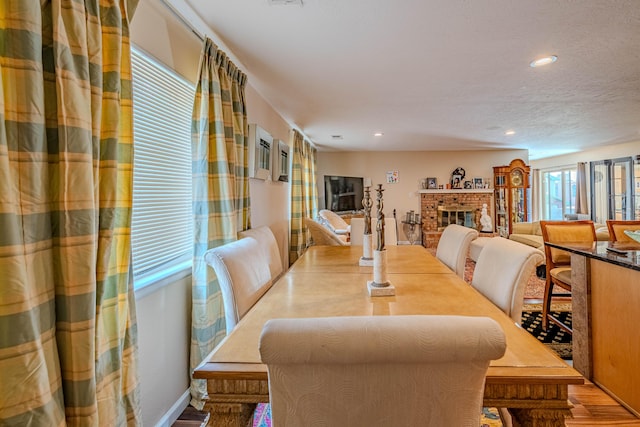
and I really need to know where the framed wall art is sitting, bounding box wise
[450,167,465,189]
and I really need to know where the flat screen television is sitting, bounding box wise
[324,175,364,212]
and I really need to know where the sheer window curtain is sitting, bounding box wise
[289,130,318,265]
[1,1,141,425]
[189,38,250,409]
[575,162,588,215]
[531,168,541,221]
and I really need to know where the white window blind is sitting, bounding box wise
[131,46,194,289]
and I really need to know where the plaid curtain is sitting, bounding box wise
[190,38,249,409]
[0,1,141,426]
[289,130,318,265]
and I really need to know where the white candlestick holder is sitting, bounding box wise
[367,249,395,296]
[359,233,374,266]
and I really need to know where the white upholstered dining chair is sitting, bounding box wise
[471,237,544,324]
[259,315,506,427]
[204,238,272,334]
[436,224,478,278]
[238,225,284,281]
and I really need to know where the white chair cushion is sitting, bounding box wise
[204,238,272,334]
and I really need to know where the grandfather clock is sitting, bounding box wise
[493,158,530,237]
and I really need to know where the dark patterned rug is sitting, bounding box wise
[521,310,572,359]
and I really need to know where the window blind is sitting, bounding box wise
[131,46,194,288]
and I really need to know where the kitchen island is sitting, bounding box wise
[546,240,640,417]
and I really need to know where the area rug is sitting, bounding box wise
[253,403,503,426]
[521,309,573,360]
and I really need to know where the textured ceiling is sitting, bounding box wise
[176,0,640,159]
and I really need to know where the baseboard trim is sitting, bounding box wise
[155,389,190,427]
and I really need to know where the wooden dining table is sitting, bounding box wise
[194,244,583,427]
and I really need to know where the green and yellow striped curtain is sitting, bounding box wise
[289,130,318,265]
[0,0,140,425]
[190,38,249,409]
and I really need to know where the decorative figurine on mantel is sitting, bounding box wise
[480,203,493,233]
[367,184,395,296]
[359,185,374,266]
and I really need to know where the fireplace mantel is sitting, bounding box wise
[420,190,493,248]
[418,189,493,194]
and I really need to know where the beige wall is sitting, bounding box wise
[317,149,528,240]
[131,1,292,425]
[531,140,639,170]
[245,85,292,271]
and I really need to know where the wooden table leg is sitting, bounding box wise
[203,402,256,427]
[508,407,572,427]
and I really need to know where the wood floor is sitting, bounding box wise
[172,406,209,427]
[567,380,640,426]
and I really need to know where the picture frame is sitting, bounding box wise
[426,177,437,189]
[451,174,464,189]
[473,177,483,189]
[248,124,273,180]
[272,139,290,182]
[463,180,473,189]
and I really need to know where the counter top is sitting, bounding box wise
[545,241,640,272]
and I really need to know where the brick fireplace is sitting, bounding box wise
[419,189,493,248]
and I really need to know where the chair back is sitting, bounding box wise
[606,220,640,245]
[204,238,272,334]
[259,315,506,427]
[304,218,348,246]
[349,217,398,246]
[540,220,596,267]
[472,237,544,323]
[238,226,284,281]
[436,224,478,277]
[318,209,350,234]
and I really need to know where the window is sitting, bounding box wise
[591,157,639,223]
[131,46,194,290]
[540,168,576,220]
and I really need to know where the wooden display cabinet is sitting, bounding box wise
[493,158,530,237]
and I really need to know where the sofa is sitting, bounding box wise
[508,220,610,253]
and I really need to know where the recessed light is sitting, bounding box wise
[505,130,516,136]
[374,132,384,137]
[530,55,557,68]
